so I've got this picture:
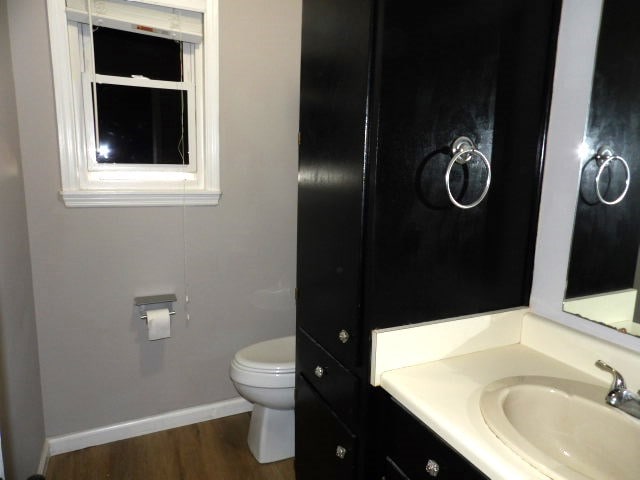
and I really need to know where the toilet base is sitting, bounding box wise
[247,405,295,463]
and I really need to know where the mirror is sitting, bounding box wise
[563,0,640,338]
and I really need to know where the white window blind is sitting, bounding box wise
[65,0,204,42]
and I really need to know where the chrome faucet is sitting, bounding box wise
[595,360,640,420]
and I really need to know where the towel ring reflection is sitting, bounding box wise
[595,146,630,205]
[445,136,491,210]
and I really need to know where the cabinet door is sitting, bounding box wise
[297,2,374,477]
[385,398,489,480]
[297,0,374,368]
[365,0,560,328]
[295,376,357,480]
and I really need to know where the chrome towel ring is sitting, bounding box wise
[445,136,491,209]
[594,146,630,205]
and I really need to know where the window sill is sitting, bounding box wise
[60,189,221,207]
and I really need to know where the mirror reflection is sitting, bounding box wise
[563,0,640,337]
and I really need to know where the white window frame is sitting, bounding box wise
[47,0,220,207]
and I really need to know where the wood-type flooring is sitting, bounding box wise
[45,413,295,480]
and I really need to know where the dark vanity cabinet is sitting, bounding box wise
[296,1,561,479]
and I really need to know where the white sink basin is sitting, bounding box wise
[480,376,640,480]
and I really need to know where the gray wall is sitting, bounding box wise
[0,0,46,476]
[8,0,301,436]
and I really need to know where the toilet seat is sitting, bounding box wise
[233,336,295,373]
[230,335,295,388]
[230,359,294,388]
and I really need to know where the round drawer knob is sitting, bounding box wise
[426,459,440,477]
[338,329,350,344]
[314,366,325,378]
[335,445,347,459]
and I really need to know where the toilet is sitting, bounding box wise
[229,335,295,463]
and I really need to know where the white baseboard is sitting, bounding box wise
[47,397,253,457]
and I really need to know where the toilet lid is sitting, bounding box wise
[234,335,295,373]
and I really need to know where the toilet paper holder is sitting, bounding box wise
[135,294,177,322]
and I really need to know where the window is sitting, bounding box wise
[89,27,193,166]
[47,0,220,207]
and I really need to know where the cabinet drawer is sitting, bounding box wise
[297,328,359,428]
[295,376,356,480]
[386,398,489,479]
[297,305,360,370]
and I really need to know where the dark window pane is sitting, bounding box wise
[93,27,182,81]
[95,84,189,165]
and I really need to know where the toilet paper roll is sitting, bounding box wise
[147,308,171,341]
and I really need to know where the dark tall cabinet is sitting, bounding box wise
[296,1,561,479]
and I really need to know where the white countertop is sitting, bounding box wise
[373,312,640,480]
[380,343,605,479]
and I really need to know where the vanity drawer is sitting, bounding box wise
[295,376,357,480]
[386,398,489,479]
[297,328,359,428]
